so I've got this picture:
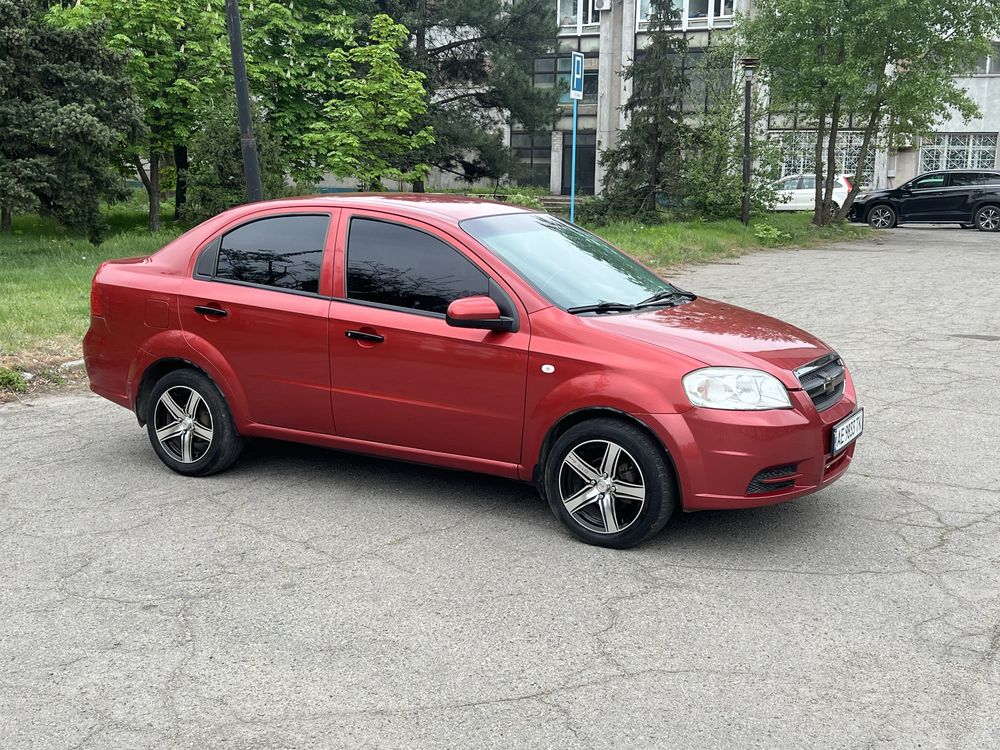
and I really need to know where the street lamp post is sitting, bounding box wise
[740,57,758,226]
[225,0,263,203]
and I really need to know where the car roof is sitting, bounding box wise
[228,193,535,223]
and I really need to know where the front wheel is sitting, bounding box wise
[867,204,896,229]
[146,369,243,476]
[974,205,1000,232]
[543,418,677,549]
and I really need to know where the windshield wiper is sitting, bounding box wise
[566,301,636,315]
[634,288,696,309]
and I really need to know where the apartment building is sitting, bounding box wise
[500,0,1000,195]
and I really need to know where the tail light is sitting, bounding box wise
[842,175,853,191]
[90,265,106,317]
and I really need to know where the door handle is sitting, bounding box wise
[345,330,384,343]
[194,305,228,317]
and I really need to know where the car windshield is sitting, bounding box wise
[460,213,676,310]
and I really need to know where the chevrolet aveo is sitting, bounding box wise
[84,195,863,548]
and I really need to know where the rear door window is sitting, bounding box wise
[345,218,489,315]
[213,214,331,294]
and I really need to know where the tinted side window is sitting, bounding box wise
[950,173,984,187]
[346,219,489,314]
[215,215,330,294]
[911,174,947,189]
[800,175,816,190]
[985,173,1000,185]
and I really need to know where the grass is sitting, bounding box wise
[0,202,866,375]
[0,208,182,365]
[590,212,869,271]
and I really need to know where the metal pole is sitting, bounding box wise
[225,0,263,203]
[741,71,752,226]
[570,98,579,224]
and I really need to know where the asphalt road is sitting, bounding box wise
[2,226,999,749]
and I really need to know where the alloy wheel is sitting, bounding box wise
[558,439,646,534]
[869,207,893,229]
[153,385,214,464]
[977,207,1000,231]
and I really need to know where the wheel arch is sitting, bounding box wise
[135,358,215,426]
[533,407,682,501]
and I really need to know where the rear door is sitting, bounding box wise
[795,175,816,210]
[179,211,336,435]
[327,212,529,464]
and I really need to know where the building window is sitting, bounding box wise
[535,56,598,104]
[662,48,732,113]
[512,132,552,189]
[639,0,735,30]
[558,0,600,29]
[773,131,876,187]
[972,43,1000,75]
[919,133,998,172]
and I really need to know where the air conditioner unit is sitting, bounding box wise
[594,0,612,11]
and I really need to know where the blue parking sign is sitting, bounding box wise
[570,51,584,101]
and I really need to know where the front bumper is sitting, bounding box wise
[641,381,859,511]
[847,202,867,223]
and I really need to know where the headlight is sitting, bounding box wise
[682,367,792,410]
[856,193,869,202]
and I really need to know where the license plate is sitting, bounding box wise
[831,408,864,454]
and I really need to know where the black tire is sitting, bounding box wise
[866,204,896,229]
[543,418,677,549]
[974,204,1000,232]
[145,368,243,476]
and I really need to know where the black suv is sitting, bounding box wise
[849,170,1000,231]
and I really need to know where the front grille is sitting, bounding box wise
[747,464,798,495]
[795,352,846,412]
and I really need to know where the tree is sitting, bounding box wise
[583,3,688,222]
[377,0,560,188]
[305,14,434,189]
[186,98,288,222]
[737,0,1000,225]
[53,0,229,229]
[241,0,371,185]
[0,0,139,242]
[680,49,781,219]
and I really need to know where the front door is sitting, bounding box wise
[178,212,336,435]
[328,213,529,464]
[900,173,954,221]
[561,132,597,196]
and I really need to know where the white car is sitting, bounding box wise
[773,173,854,211]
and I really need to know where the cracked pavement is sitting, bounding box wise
[2,226,999,748]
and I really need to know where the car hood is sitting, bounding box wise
[855,188,893,202]
[583,297,832,386]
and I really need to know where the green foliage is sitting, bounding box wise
[736,0,1000,223]
[186,100,290,222]
[502,193,544,209]
[242,0,369,184]
[0,367,28,393]
[0,0,140,243]
[379,0,560,185]
[752,223,791,244]
[584,3,688,224]
[680,47,781,219]
[308,14,434,189]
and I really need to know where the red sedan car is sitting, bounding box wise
[84,195,862,548]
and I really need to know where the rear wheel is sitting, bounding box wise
[146,369,243,476]
[974,205,1000,232]
[543,418,677,549]
[867,204,896,229]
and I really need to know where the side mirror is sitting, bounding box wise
[446,296,515,332]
